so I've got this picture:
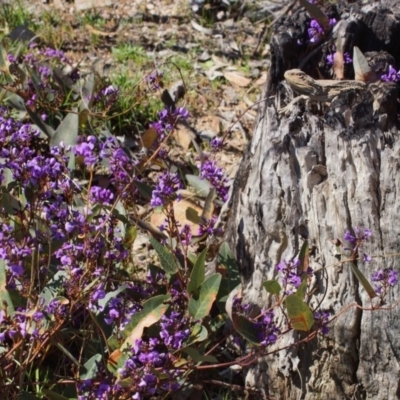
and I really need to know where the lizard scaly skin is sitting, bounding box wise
[279,69,366,115]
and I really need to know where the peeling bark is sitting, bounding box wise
[224,1,400,399]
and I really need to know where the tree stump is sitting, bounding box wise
[224,1,400,398]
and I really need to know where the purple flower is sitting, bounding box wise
[314,310,331,334]
[210,136,223,151]
[147,70,164,91]
[388,270,399,285]
[363,253,372,262]
[160,312,190,349]
[326,51,352,65]
[198,159,229,201]
[74,136,98,167]
[371,268,398,294]
[150,171,182,207]
[344,227,371,245]
[255,310,280,346]
[9,263,24,276]
[276,258,311,294]
[381,65,400,82]
[90,186,114,204]
[150,106,189,140]
[180,224,192,246]
[102,85,118,96]
[308,18,337,43]
[42,47,68,62]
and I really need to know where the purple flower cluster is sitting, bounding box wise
[381,65,400,82]
[160,311,190,349]
[150,170,182,207]
[198,158,229,201]
[103,296,142,327]
[197,215,222,236]
[255,310,280,346]
[90,186,114,205]
[100,137,136,197]
[314,310,331,334]
[371,268,398,295]
[276,258,312,294]
[0,307,45,342]
[326,51,352,65]
[147,70,164,91]
[308,18,337,43]
[344,227,372,261]
[151,107,189,141]
[114,338,180,399]
[74,135,99,167]
[232,296,279,347]
[210,136,223,151]
[78,377,112,400]
[91,85,120,110]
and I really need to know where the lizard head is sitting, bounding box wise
[284,69,320,96]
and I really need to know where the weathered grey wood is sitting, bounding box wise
[224,1,400,399]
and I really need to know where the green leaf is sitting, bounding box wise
[0,45,14,84]
[26,108,55,138]
[295,280,308,300]
[39,270,68,307]
[201,187,217,221]
[186,323,208,345]
[217,242,241,302]
[299,240,309,275]
[51,111,79,148]
[188,273,221,319]
[186,174,211,197]
[80,353,102,380]
[149,237,178,274]
[183,347,218,364]
[51,111,78,170]
[187,248,207,296]
[121,294,171,350]
[54,341,81,367]
[285,294,314,331]
[1,190,21,215]
[79,71,97,110]
[186,207,201,225]
[6,93,26,111]
[263,280,281,296]
[349,262,377,299]
[97,284,129,312]
[0,259,14,316]
[18,392,41,400]
[231,314,261,345]
[41,389,69,400]
[123,225,137,248]
[133,180,153,200]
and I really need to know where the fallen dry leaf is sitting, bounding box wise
[150,198,203,235]
[223,71,251,87]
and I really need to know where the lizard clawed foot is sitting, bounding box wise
[278,95,309,116]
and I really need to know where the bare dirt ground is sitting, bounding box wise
[23,0,281,179]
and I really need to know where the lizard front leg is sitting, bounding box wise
[279,94,311,116]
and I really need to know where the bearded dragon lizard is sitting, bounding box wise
[279,69,366,115]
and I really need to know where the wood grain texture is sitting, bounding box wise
[224,1,400,398]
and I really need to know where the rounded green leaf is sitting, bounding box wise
[149,237,178,274]
[188,273,221,320]
[263,280,282,295]
[187,247,207,295]
[121,294,171,350]
[285,294,314,331]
